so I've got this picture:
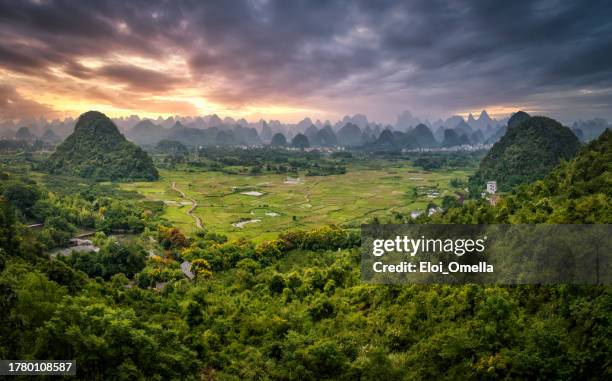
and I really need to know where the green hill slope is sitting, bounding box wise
[507,127,611,223]
[443,128,611,224]
[46,111,159,181]
[470,116,580,192]
[507,110,530,128]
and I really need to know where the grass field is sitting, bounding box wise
[121,162,472,241]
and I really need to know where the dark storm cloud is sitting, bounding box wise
[0,84,56,119]
[97,64,186,92]
[0,43,48,74]
[0,0,611,120]
[0,0,181,74]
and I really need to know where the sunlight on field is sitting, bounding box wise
[121,164,472,241]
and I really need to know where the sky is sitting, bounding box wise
[0,0,611,124]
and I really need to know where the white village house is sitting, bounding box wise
[410,211,422,219]
[484,180,501,206]
[486,180,497,194]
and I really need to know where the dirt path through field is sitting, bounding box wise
[303,179,322,205]
[172,182,203,229]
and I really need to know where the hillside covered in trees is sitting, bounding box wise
[0,125,609,379]
[444,128,611,224]
[45,111,159,181]
[469,116,581,193]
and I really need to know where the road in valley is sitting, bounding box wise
[171,181,203,229]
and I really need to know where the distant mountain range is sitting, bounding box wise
[571,118,610,141]
[1,110,609,150]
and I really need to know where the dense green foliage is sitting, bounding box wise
[0,169,156,249]
[46,111,159,181]
[155,139,189,155]
[440,128,611,224]
[470,116,581,192]
[190,146,348,176]
[0,129,609,379]
[63,239,147,280]
[0,139,43,152]
[0,197,17,255]
[144,133,484,180]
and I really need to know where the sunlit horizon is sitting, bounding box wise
[1,1,611,125]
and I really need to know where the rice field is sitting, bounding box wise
[121,163,471,241]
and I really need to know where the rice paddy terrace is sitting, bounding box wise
[121,163,471,241]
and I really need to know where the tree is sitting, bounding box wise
[41,216,75,248]
[65,242,146,279]
[158,227,189,250]
[185,301,203,327]
[191,259,213,279]
[1,181,40,217]
[0,197,17,255]
[301,340,348,378]
[45,259,87,293]
[268,273,286,294]
[33,299,200,380]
